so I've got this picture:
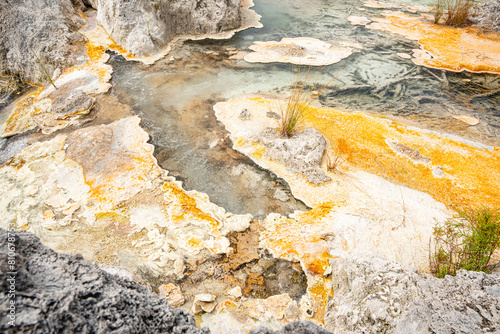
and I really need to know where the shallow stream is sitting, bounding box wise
[5,0,500,218]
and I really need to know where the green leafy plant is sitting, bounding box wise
[434,0,475,26]
[429,207,500,278]
[30,47,57,89]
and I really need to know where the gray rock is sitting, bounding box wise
[51,90,94,115]
[1,0,242,83]
[250,321,332,334]
[0,228,209,333]
[32,90,96,134]
[260,128,331,185]
[469,0,500,32]
[0,0,88,83]
[325,254,500,334]
[94,0,242,57]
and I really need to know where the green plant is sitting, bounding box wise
[30,47,57,89]
[434,0,475,27]
[429,207,500,278]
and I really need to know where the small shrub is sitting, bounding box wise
[433,0,475,27]
[429,207,500,278]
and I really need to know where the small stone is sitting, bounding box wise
[348,15,372,26]
[62,203,80,216]
[266,111,280,119]
[227,286,242,300]
[51,90,93,116]
[195,293,216,302]
[200,301,217,313]
[239,108,251,120]
[43,210,56,219]
[452,115,480,126]
[397,52,412,59]
[158,284,185,307]
[273,188,289,202]
[191,293,217,314]
[433,166,444,177]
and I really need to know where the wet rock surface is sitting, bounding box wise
[93,0,241,57]
[470,0,500,32]
[325,255,500,334]
[0,0,88,83]
[0,228,208,334]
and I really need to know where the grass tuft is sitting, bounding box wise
[274,65,335,138]
[326,151,344,174]
[429,206,500,278]
[434,0,475,27]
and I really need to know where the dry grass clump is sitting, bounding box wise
[429,207,500,278]
[326,151,344,174]
[275,66,333,138]
[434,0,475,26]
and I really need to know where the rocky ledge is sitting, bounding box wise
[0,228,329,333]
[0,0,245,83]
[470,0,500,32]
[0,228,208,333]
[326,254,500,333]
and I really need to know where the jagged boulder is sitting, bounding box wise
[0,0,88,83]
[0,228,209,333]
[259,128,331,185]
[469,0,500,32]
[325,254,500,333]
[93,0,242,56]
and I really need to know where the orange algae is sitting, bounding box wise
[302,106,500,209]
[3,88,43,136]
[308,278,333,323]
[263,205,334,276]
[161,182,221,231]
[368,12,500,74]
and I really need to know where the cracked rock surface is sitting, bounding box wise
[0,0,88,83]
[260,128,331,185]
[0,228,209,334]
[470,0,500,32]
[325,254,500,334]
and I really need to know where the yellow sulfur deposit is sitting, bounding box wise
[366,11,500,74]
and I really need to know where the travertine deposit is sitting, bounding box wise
[244,38,355,66]
[365,11,500,74]
[0,116,251,279]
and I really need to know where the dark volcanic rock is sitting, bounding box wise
[250,321,332,334]
[0,228,208,333]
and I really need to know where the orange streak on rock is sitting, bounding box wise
[368,12,500,74]
[303,106,500,209]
